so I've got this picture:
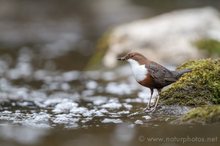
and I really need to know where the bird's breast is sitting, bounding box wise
[127,59,148,81]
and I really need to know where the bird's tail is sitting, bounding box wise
[176,69,191,79]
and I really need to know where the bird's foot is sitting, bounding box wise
[147,107,156,113]
[143,106,157,113]
[143,103,154,111]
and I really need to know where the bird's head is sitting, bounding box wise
[117,52,147,63]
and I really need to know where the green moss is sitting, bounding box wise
[161,58,220,105]
[194,39,220,55]
[180,105,220,124]
[85,30,111,70]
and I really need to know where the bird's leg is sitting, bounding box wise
[130,88,154,116]
[143,88,153,111]
[148,88,153,109]
[150,89,161,112]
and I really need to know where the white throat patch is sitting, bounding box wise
[127,59,148,81]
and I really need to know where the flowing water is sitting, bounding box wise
[0,0,220,145]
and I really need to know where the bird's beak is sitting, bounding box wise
[117,55,127,61]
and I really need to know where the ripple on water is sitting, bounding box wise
[0,66,190,129]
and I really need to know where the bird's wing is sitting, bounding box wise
[147,62,176,85]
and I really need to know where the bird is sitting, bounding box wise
[117,52,191,112]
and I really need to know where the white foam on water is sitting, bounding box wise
[62,71,80,81]
[102,118,123,124]
[134,120,143,125]
[123,103,133,110]
[101,102,122,109]
[53,114,79,125]
[70,107,88,115]
[105,82,134,95]
[52,101,78,114]
[81,90,95,97]
[85,80,98,90]
[23,113,51,128]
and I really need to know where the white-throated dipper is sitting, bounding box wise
[118,52,191,112]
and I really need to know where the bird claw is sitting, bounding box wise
[129,106,156,117]
[144,107,156,113]
[143,105,157,113]
[144,103,154,111]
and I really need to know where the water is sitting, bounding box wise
[0,0,220,145]
[0,52,218,145]
[0,64,183,128]
[0,124,219,146]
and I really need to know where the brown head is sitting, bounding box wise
[117,52,148,64]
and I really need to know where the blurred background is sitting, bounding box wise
[0,0,220,146]
[1,0,220,71]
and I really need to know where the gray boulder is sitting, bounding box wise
[100,7,220,68]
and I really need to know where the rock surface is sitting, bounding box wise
[176,105,220,124]
[96,7,220,68]
[161,58,220,106]
[160,58,220,125]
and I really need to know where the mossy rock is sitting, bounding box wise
[161,58,220,106]
[194,39,220,56]
[177,105,220,124]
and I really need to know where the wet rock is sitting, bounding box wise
[161,58,220,106]
[93,7,220,68]
[158,106,190,116]
[176,105,220,124]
